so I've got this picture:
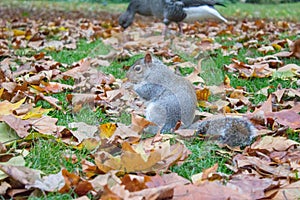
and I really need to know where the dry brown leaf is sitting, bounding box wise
[277,63,300,72]
[29,116,60,135]
[0,165,41,185]
[101,185,125,200]
[27,170,65,192]
[1,115,30,138]
[62,59,91,79]
[266,109,300,129]
[38,93,62,110]
[71,93,97,107]
[291,38,300,58]
[271,180,300,199]
[227,174,277,200]
[273,88,286,102]
[173,181,251,200]
[81,159,101,178]
[129,184,174,199]
[110,123,140,140]
[0,98,26,116]
[192,163,219,185]
[0,181,11,195]
[251,136,299,152]
[59,169,80,194]
[185,65,205,84]
[233,154,296,179]
[121,174,147,192]
[130,113,153,133]
[74,180,94,196]
[69,122,98,142]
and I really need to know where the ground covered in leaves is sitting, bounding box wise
[0,1,300,199]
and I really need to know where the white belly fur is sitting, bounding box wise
[183,5,227,23]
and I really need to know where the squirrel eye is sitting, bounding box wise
[134,65,142,72]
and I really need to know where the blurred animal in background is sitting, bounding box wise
[118,0,227,33]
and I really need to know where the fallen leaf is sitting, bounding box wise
[0,97,26,116]
[59,169,80,193]
[0,156,26,180]
[0,122,19,143]
[1,115,30,138]
[99,123,117,139]
[173,181,251,200]
[27,170,65,192]
[251,136,299,152]
[0,165,41,185]
[69,122,98,143]
[271,180,300,199]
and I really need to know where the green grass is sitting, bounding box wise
[25,139,91,175]
[29,192,79,200]
[0,0,127,14]
[100,54,144,79]
[46,39,110,65]
[171,139,232,180]
[218,2,300,21]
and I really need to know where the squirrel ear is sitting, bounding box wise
[144,52,152,64]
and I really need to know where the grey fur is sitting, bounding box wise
[197,117,257,146]
[127,53,197,133]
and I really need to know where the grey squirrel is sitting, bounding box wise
[126,53,256,146]
[126,52,197,133]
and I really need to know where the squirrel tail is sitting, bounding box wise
[194,117,257,147]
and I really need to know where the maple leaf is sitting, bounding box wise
[21,106,53,120]
[0,98,26,116]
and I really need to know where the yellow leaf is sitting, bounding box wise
[99,123,117,139]
[13,29,26,36]
[95,150,161,173]
[0,97,26,116]
[25,35,32,40]
[58,26,68,31]
[272,43,282,51]
[30,85,45,92]
[22,106,53,120]
[0,88,3,98]
[76,138,100,151]
[196,88,210,101]
[224,75,231,87]
[198,101,210,108]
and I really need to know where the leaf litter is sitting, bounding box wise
[0,2,299,199]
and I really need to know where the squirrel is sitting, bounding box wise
[126,52,197,133]
[126,53,256,146]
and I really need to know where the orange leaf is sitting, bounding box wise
[131,113,153,133]
[101,185,122,200]
[59,169,80,193]
[196,88,210,101]
[121,174,147,192]
[74,180,94,196]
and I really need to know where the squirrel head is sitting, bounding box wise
[126,52,153,83]
[118,11,134,29]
